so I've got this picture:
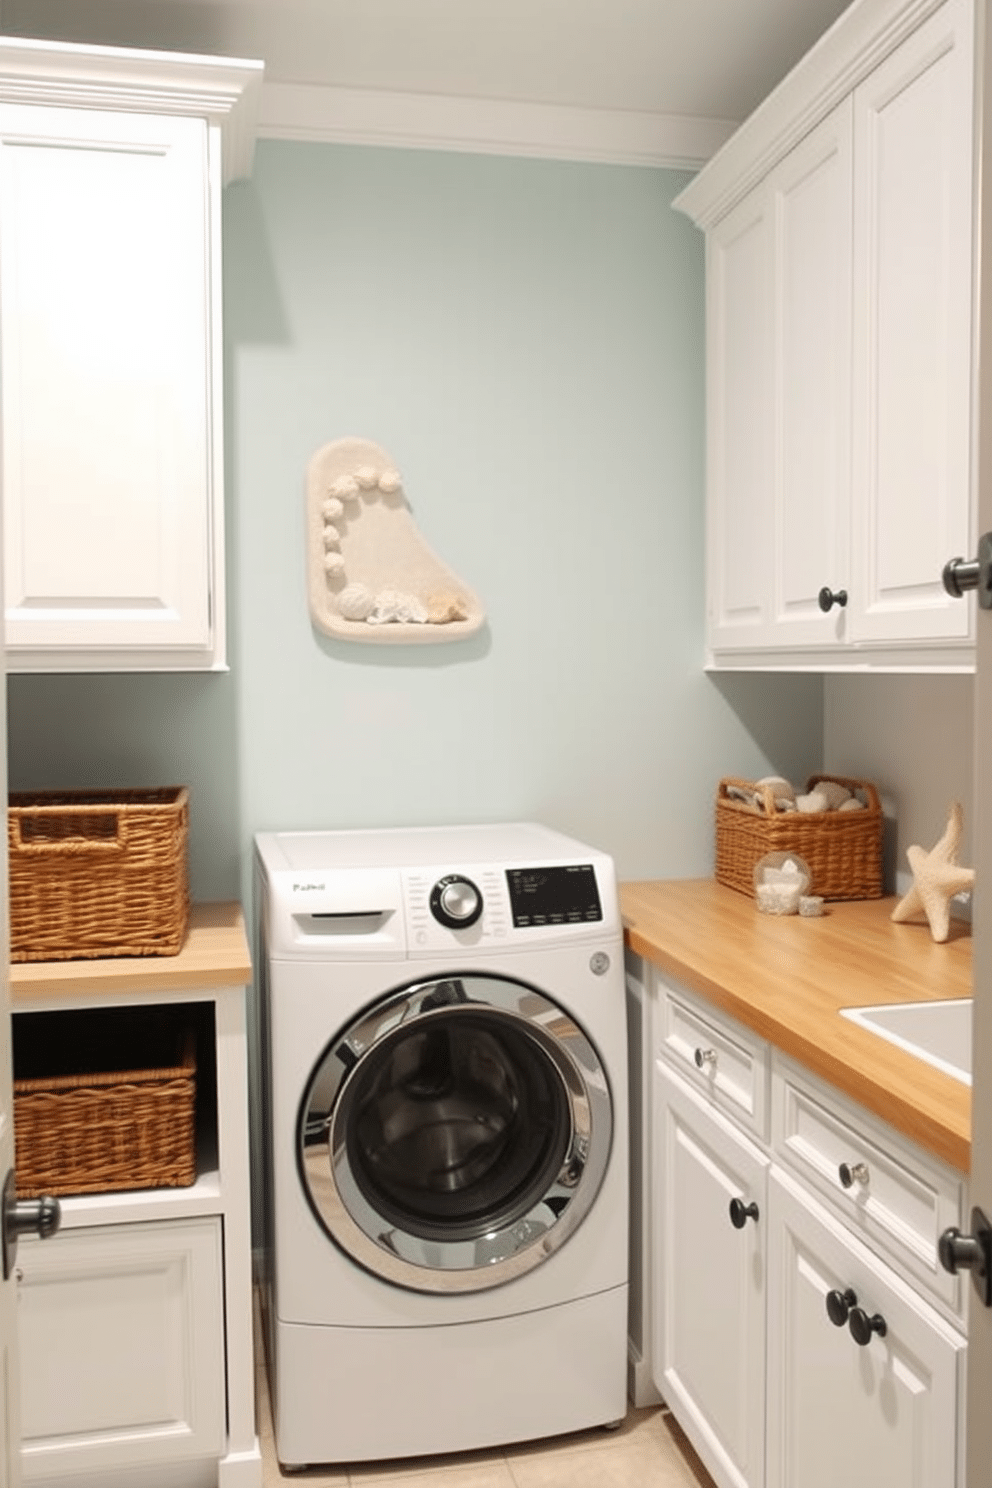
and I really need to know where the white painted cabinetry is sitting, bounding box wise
[706,102,853,657]
[0,40,262,673]
[649,970,968,1488]
[10,907,259,1488]
[655,1063,767,1488]
[767,1166,964,1488]
[17,1219,226,1481]
[677,0,976,672]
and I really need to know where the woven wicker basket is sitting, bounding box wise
[8,787,190,962]
[13,1031,197,1199]
[715,773,884,901]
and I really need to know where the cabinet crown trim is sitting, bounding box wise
[0,37,264,181]
[674,0,957,227]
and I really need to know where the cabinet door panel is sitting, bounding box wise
[767,1166,963,1488]
[17,1219,225,1480]
[654,1063,767,1488]
[706,193,775,650]
[0,104,215,661]
[774,102,853,644]
[850,0,974,644]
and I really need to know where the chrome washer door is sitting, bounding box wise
[299,974,613,1293]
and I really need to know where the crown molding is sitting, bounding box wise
[0,37,264,181]
[256,80,736,170]
[674,0,952,225]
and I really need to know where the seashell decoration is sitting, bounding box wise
[426,590,469,624]
[307,436,484,643]
[329,475,360,501]
[337,582,375,621]
[367,588,428,625]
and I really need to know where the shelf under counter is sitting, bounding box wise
[620,878,972,1173]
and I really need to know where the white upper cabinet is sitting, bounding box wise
[678,0,976,672]
[707,102,853,655]
[0,40,263,672]
[849,3,974,648]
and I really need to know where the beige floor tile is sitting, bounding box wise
[348,1462,517,1488]
[505,1432,696,1488]
[502,1407,666,1464]
[657,1414,717,1488]
[346,1445,515,1484]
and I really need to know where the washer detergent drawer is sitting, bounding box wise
[18,1217,226,1480]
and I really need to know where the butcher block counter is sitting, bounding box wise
[620,879,971,1174]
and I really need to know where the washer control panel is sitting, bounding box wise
[429,875,483,929]
[402,858,611,954]
[506,864,602,928]
[257,825,620,960]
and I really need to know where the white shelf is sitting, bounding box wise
[54,1166,223,1230]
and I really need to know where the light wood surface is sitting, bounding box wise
[9,901,252,1002]
[621,879,972,1173]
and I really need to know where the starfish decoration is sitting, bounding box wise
[890,801,975,943]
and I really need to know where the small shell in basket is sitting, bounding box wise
[796,790,829,813]
[817,780,852,810]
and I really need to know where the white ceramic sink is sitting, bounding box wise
[840,999,972,1086]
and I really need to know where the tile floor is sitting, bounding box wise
[254,1305,715,1488]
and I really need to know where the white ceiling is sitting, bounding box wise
[0,0,855,161]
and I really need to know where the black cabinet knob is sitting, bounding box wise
[728,1197,759,1229]
[848,1306,887,1347]
[818,586,848,612]
[825,1287,857,1327]
[939,1209,992,1307]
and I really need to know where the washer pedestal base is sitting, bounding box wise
[270,1284,629,1468]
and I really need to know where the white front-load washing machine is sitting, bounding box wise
[254,822,629,1468]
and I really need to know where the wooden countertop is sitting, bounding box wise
[621,879,972,1174]
[9,901,252,1003]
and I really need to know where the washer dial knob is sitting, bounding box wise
[430,875,483,929]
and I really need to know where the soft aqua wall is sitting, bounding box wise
[6,141,823,895]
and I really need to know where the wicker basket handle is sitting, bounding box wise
[717,777,779,818]
[9,811,128,855]
[807,774,881,814]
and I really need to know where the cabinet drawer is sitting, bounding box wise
[17,1217,226,1480]
[772,1055,966,1316]
[658,980,768,1140]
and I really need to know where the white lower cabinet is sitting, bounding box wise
[17,1219,225,1482]
[650,972,968,1488]
[767,1166,964,1488]
[655,1063,767,1488]
[10,926,261,1488]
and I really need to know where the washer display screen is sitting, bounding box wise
[506,864,602,927]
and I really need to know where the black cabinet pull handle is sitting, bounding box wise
[729,1197,759,1229]
[818,586,848,612]
[848,1306,887,1346]
[825,1287,858,1327]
